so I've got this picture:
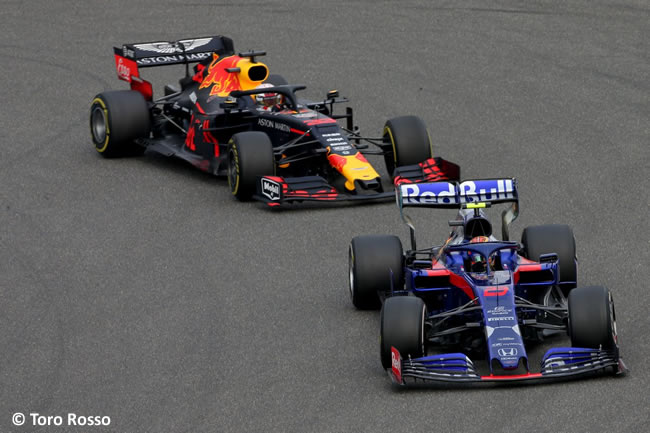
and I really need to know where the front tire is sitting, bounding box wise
[227,132,275,201]
[568,286,617,350]
[383,115,433,176]
[90,90,150,158]
[349,235,403,310]
[521,224,577,292]
[380,296,426,369]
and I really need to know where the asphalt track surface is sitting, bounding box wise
[1,1,648,432]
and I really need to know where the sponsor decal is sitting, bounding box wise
[488,306,511,315]
[401,179,515,205]
[116,58,131,80]
[494,342,521,347]
[400,182,458,205]
[391,347,402,383]
[459,179,515,203]
[261,179,281,201]
[487,316,516,322]
[497,348,518,357]
[114,53,138,83]
[133,38,212,54]
[136,52,212,66]
[258,118,290,132]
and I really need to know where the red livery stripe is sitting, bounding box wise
[481,373,542,380]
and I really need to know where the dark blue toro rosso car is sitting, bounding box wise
[348,178,627,385]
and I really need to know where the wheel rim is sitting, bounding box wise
[91,105,107,144]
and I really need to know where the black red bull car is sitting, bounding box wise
[89,35,460,206]
[349,179,627,386]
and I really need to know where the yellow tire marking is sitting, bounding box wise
[91,97,110,153]
[383,125,397,165]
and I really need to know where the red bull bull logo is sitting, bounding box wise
[199,54,242,97]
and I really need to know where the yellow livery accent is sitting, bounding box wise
[327,150,380,191]
[235,58,269,90]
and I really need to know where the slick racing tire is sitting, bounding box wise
[228,132,275,201]
[568,286,617,350]
[349,235,404,310]
[383,115,433,176]
[90,90,151,158]
[265,74,288,86]
[521,224,577,292]
[380,296,426,369]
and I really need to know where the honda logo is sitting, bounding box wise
[497,348,518,357]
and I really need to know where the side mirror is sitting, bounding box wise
[327,90,339,99]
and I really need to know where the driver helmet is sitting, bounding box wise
[255,83,283,109]
[468,236,490,273]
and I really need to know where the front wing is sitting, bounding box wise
[253,157,460,206]
[254,175,394,206]
[389,347,627,386]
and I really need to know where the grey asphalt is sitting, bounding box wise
[1,1,648,432]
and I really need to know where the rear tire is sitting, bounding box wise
[521,224,577,292]
[568,286,617,350]
[90,90,150,158]
[380,296,426,369]
[227,132,275,201]
[349,235,403,310]
[383,115,433,176]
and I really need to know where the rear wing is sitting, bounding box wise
[396,179,519,248]
[112,35,235,100]
[397,179,518,208]
[116,35,234,68]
